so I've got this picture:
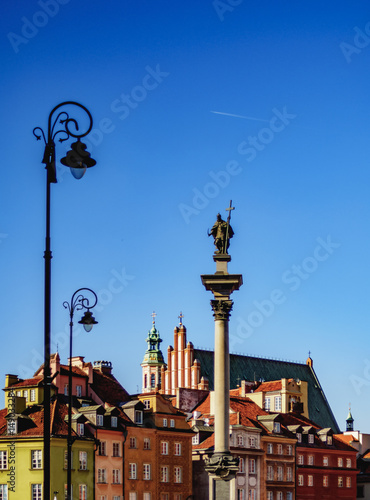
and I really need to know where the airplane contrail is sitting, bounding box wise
[210,110,270,123]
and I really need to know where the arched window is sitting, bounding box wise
[144,374,147,388]
[151,374,155,388]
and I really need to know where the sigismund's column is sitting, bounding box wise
[201,203,242,499]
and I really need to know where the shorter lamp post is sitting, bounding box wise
[63,288,98,500]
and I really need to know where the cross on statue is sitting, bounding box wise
[224,200,235,253]
[178,311,184,325]
[151,311,157,325]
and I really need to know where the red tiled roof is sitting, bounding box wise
[91,370,130,406]
[60,365,88,378]
[254,380,283,393]
[334,434,359,445]
[6,377,43,389]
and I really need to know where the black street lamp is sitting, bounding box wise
[33,102,96,500]
[63,288,98,500]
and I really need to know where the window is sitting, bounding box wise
[129,437,137,449]
[79,451,87,470]
[0,452,7,470]
[30,389,36,402]
[163,418,168,427]
[170,419,175,428]
[298,475,304,486]
[323,475,329,487]
[308,433,314,444]
[274,422,281,433]
[144,438,151,450]
[338,476,343,487]
[144,494,151,500]
[99,441,106,455]
[77,423,84,436]
[64,384,68,396]
[338,457,343,467]
[308,455,314,465]
[267,493,273,500]
[298,455,304,465]
[23,390,28,401]
[286,493,292,500]
[287,467,293,482]
[144,399,150,409]
[308,475,313,487]
[323,456,328,466]
[267,466,273,481]
[249,436,256,448]
[16,391,21,397]
[129,463,137,480]
[151,374,155,387]
[32,484,42,500]
[135,410,143,424]
[161,442,169,455]
[174,495,182,500]
[160,466,169,482]
[276,493,283,500]
[7,419,16,435]
[98,468,107,483]
[111,416,117,427]
[277,444,282,455]
[0,485,7,500]
[249,490,256,500]
[160,495,169,500]
[286,444,292,455]
[237,490,245,500]
[346,458,352,468]
[31,450,42,469]
[79,484,87,500]
[237,435,244,446]
[112,469,120,484]
[192,434,199,445]
[113,442,120,457]
[327,435,332,445]
[346,477,351,488]
[64,450,73,469]
[144,374,148,388]
[174,442,182,456]
[297,433,302,443]
[129,493,137,500]
[76,385,82,397]
[113,497,121,500]
[274,396,281,411]
[174,466,182,483]
[265,397,271,410]
[249,459,256,474]
[277,466,283,481]
[267,443,273,454]
[239,457,245,473]
[96,414,103,426]
[143,463,151,480]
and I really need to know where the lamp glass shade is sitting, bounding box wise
[70,165,87,179]
[78,310,98,332]
[60,140,96,180]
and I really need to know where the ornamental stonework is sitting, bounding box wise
[210,299,233,320]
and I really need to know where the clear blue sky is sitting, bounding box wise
[1,0,370,432]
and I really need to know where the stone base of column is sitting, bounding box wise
[204,452,239,481]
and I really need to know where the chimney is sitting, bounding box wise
[93,361,113,375]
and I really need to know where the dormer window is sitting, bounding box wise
[111,416,117,428]
[297,433,302,443]
[308,433,314,444]
[274,422,281,433]
[135,411,143,424]
[192,434,199,445]
[77,423,84,436]
[7,419,17,435]
[96,414,103,426]
[327,435,332,445]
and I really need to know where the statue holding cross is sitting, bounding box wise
[208,201,235,254]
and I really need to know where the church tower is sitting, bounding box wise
[141,313,166,393]
[346,407,354,432]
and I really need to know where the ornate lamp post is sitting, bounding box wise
[33,102,96,500]
[63,288,98,500]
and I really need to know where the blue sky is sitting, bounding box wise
[1,1,370,432]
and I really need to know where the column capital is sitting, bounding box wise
[210,299,233,321]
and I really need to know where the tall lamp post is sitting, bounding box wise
[63,288,98,500]
[33,102,96,500]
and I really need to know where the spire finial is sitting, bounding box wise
[151,311,157,326]
[178,311,184,326]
